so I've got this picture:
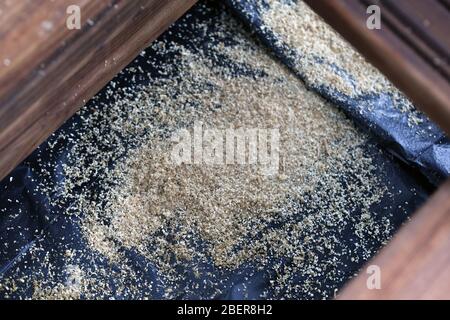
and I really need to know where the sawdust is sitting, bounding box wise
[81,54,385,269]
[73,8,389,298]
[261,0,422,123]
[0,2,401,300]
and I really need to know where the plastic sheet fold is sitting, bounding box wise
[0,1,441,299]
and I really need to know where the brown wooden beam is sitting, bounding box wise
[0,0,197,181]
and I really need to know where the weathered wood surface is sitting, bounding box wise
[0,0,197,181]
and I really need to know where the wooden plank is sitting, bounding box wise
[0,0,197,181]
[338,178,450,299]
[303,0,450,137]
[302,0,450,299]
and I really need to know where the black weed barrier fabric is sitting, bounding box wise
[225,0,450,185]
[0,1,439,299]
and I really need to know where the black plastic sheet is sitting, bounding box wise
[0,1,439,299]
[225,0,450,185]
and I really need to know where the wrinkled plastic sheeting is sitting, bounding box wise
[225,0,450,185]
[0,1,435,299]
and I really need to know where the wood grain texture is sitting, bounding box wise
[304,0,450,137]
[338,178,450,299]
[0,0,197,181]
